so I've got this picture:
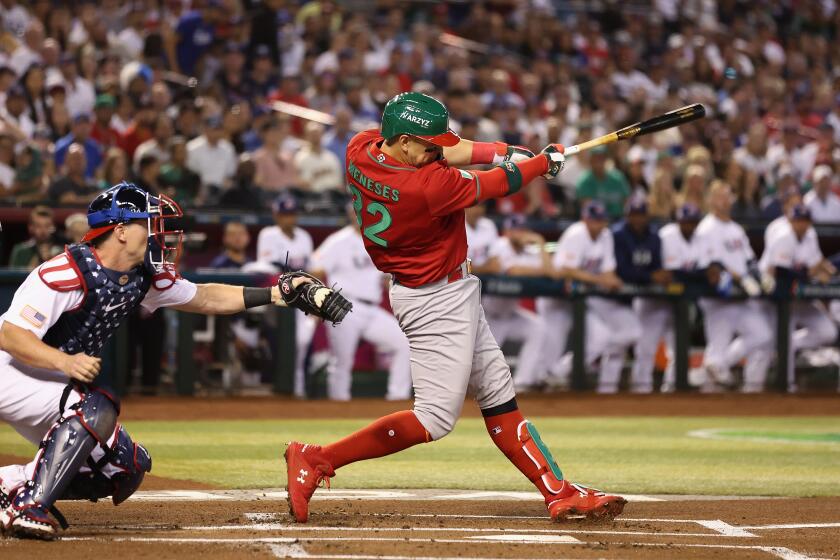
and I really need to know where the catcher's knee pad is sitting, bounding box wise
[13,388,120,512]
[63,425,152,505]
[518,420,565,494]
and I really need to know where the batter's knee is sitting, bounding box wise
[413,401,460,441]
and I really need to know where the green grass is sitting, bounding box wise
[1,417,838,496]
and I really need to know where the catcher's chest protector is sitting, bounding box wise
[43,244,152,356]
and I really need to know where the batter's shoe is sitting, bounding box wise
[0,504,60,540]
[284,441,335,523]
[547,482,627,521]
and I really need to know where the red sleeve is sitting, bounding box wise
[422,155,549,216]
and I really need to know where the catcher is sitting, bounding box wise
[0,182,350,540]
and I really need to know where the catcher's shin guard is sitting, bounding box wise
[4,388,119,538]
[517,420,566,495]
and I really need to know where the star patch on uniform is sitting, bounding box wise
[20,305,47,328]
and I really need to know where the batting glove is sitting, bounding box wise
[540,144,566,178]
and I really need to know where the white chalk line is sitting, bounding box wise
[687,428,840,446]
[61,536,827,560]
[185,522,729,538]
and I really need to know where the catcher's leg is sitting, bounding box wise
[1,387,119,539]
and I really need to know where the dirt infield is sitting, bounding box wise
[1,492,839,559]
[118,393,840,421]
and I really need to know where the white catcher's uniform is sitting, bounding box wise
[256,225,316,397]
[538,222,641,393]
[482,238,548,390]
[0,254,197,489]
[759,221,837,391]
[695,215,773,391]
[650,223,705,392]
[310,226,411,401]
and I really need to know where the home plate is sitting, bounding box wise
[467,534,581,544]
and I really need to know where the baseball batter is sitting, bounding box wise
[539,201,640,393]
[758,204,837,392]
[482,216,550,392]
[284,92,625,523]
[657,204,706,392]
[0,183,344,540]
[309,206,412,401]
[695,180,773,391]
[256,193,316,398]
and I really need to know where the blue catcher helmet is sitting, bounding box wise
[83,182,184,285]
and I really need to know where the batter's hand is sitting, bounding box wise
[502,145,535,163]
[540,144,565,178]
[61,353,102,383]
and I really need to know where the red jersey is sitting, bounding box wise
[346,130,483,287]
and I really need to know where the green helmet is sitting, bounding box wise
[380,92,460,147]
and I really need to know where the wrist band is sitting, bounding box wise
[471,141,507,165]
[243,287,272,308]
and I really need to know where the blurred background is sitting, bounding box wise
[0,0,839,398]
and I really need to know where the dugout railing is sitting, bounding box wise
[0,269,837,396]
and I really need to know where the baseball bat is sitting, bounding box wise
[563,104,706,156]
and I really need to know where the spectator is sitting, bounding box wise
[47,142,98,204]
[133,152,161,196]
[675,164,708,213]
[95,147,125,190]
[54,112,102,179]
[252,116,299,192]
[58,52,95,118]
[159,136,201,206]
[804,165,840,223]
[8,205,61,270]
[11,144,47,203]
[133,113,173,171]
[247,44,279,103]
[293,121,342,192]
[322,107,354,164]
[20,62,49,130]
[175,2,220,75]
[186,114,237,201]
[575,145,630,219]
[1,85,34,138]
[118,101,156,160]
[215,41,251,105]
[90,94,120,150]
[10,20,44,76]
[63,212,89,243]
[218,154,264,209]
[0,133,15,195]
[647,166,677,220]
[209,221,252,269]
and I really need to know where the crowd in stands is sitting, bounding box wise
[0,0,836,225]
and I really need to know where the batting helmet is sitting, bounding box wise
[380,92,460,147]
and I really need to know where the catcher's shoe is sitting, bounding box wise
[547,482,627,521]
[1,504,60,540]
[284,442,335,523]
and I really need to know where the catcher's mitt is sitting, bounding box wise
[278,271,352,324]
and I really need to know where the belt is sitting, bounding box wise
[393,259,472,288]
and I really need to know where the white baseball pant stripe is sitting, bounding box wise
[325,301,412,401]
[389,275,515,441]
[485,307,547,389]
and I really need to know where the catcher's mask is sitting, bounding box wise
[83,182,183,285]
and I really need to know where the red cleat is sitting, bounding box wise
[284,442,335,523]
[547,482,627,521]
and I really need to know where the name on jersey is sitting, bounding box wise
[348,160,400,202]
[399,111,431,128]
